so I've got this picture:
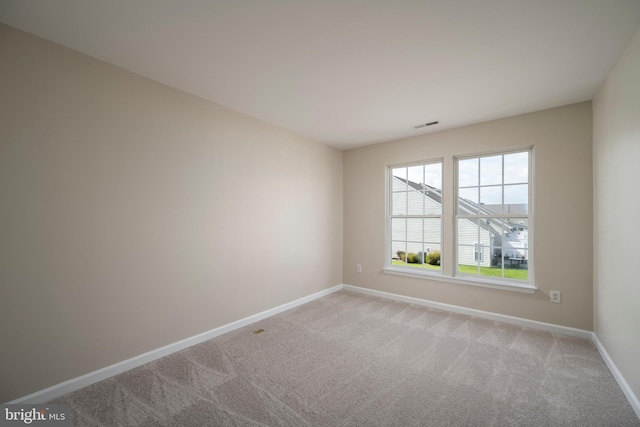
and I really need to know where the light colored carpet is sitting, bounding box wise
[51,290,639,426]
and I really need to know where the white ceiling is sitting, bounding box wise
[2,1,640,149]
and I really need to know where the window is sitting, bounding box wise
[456,150,531,283]
[385,148,534,292]
[389,161,442,272]
[474,243,483,262]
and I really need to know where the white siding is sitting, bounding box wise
[392,177,406,192]
[458,218,491,267]
[407,190,424,214]
[425,195,441,215]
[407,218,422,241]
[424,218,440,244]
[392,192,407,215]
[391,218,405,241]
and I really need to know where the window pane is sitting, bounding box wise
[407,190,424,215]
[504,249,528,280]
[407,165,424,185]
[392,167,407,191]
[458,187,479,214]
[473,217,502,278]
[504,152,528,184]
[392,192,407,215]
[424,190,442,215]
[407,218,423,242]
[454,151,531,283]
[457,217,480,250]
[392,177,406,192]
[458,246,479,274]
[457,215,530,281]
[423,246,441,269]
[504,184,528,213]
[407,242,424,264]
[504,218,528,280]
[459,187,479,204]
[458,217,490,274]
[425,244,441,253]
[504,250,528,266]
[391,218,406,241]
[392,167,407,180]
[505,218,528,254]
[392,241,407,264]
[476,244,489,263]
[458,158,478,187]
[480,186,502,213]
[486,218,508,264]
[424,217,441,244]
[480,155,502,186]
[389,160,443,273]
[425,163,442,189]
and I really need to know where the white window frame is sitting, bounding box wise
[385,159,443,278]
[383,147,536,294]
[454,147,534,287]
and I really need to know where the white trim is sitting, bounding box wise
[7,284,345,404]
[343,284,589,338]
[592,334,640,419]
[453,147,535,288]
[386,159,444,282]
[12,282,638,421]
[382,266,537,294]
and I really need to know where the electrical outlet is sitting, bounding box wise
[550,291,561,304]
[356,264,362,273]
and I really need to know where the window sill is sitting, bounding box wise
[382,266,537,294]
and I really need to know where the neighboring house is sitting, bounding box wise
[393,177,528,267]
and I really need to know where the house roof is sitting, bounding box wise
[394,176,527,234]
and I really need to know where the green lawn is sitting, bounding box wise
[458,264,529,280]
[392,261,528,280]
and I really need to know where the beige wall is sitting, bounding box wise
[0,24,343,403]
[344,102,593,330]
[593,27,640,401]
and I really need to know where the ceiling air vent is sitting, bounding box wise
[414,121,439,129]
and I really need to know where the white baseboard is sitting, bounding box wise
[13,282,638,422]
[592,334,640,419]
[8,284,344,404]
[342,284,592,339]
